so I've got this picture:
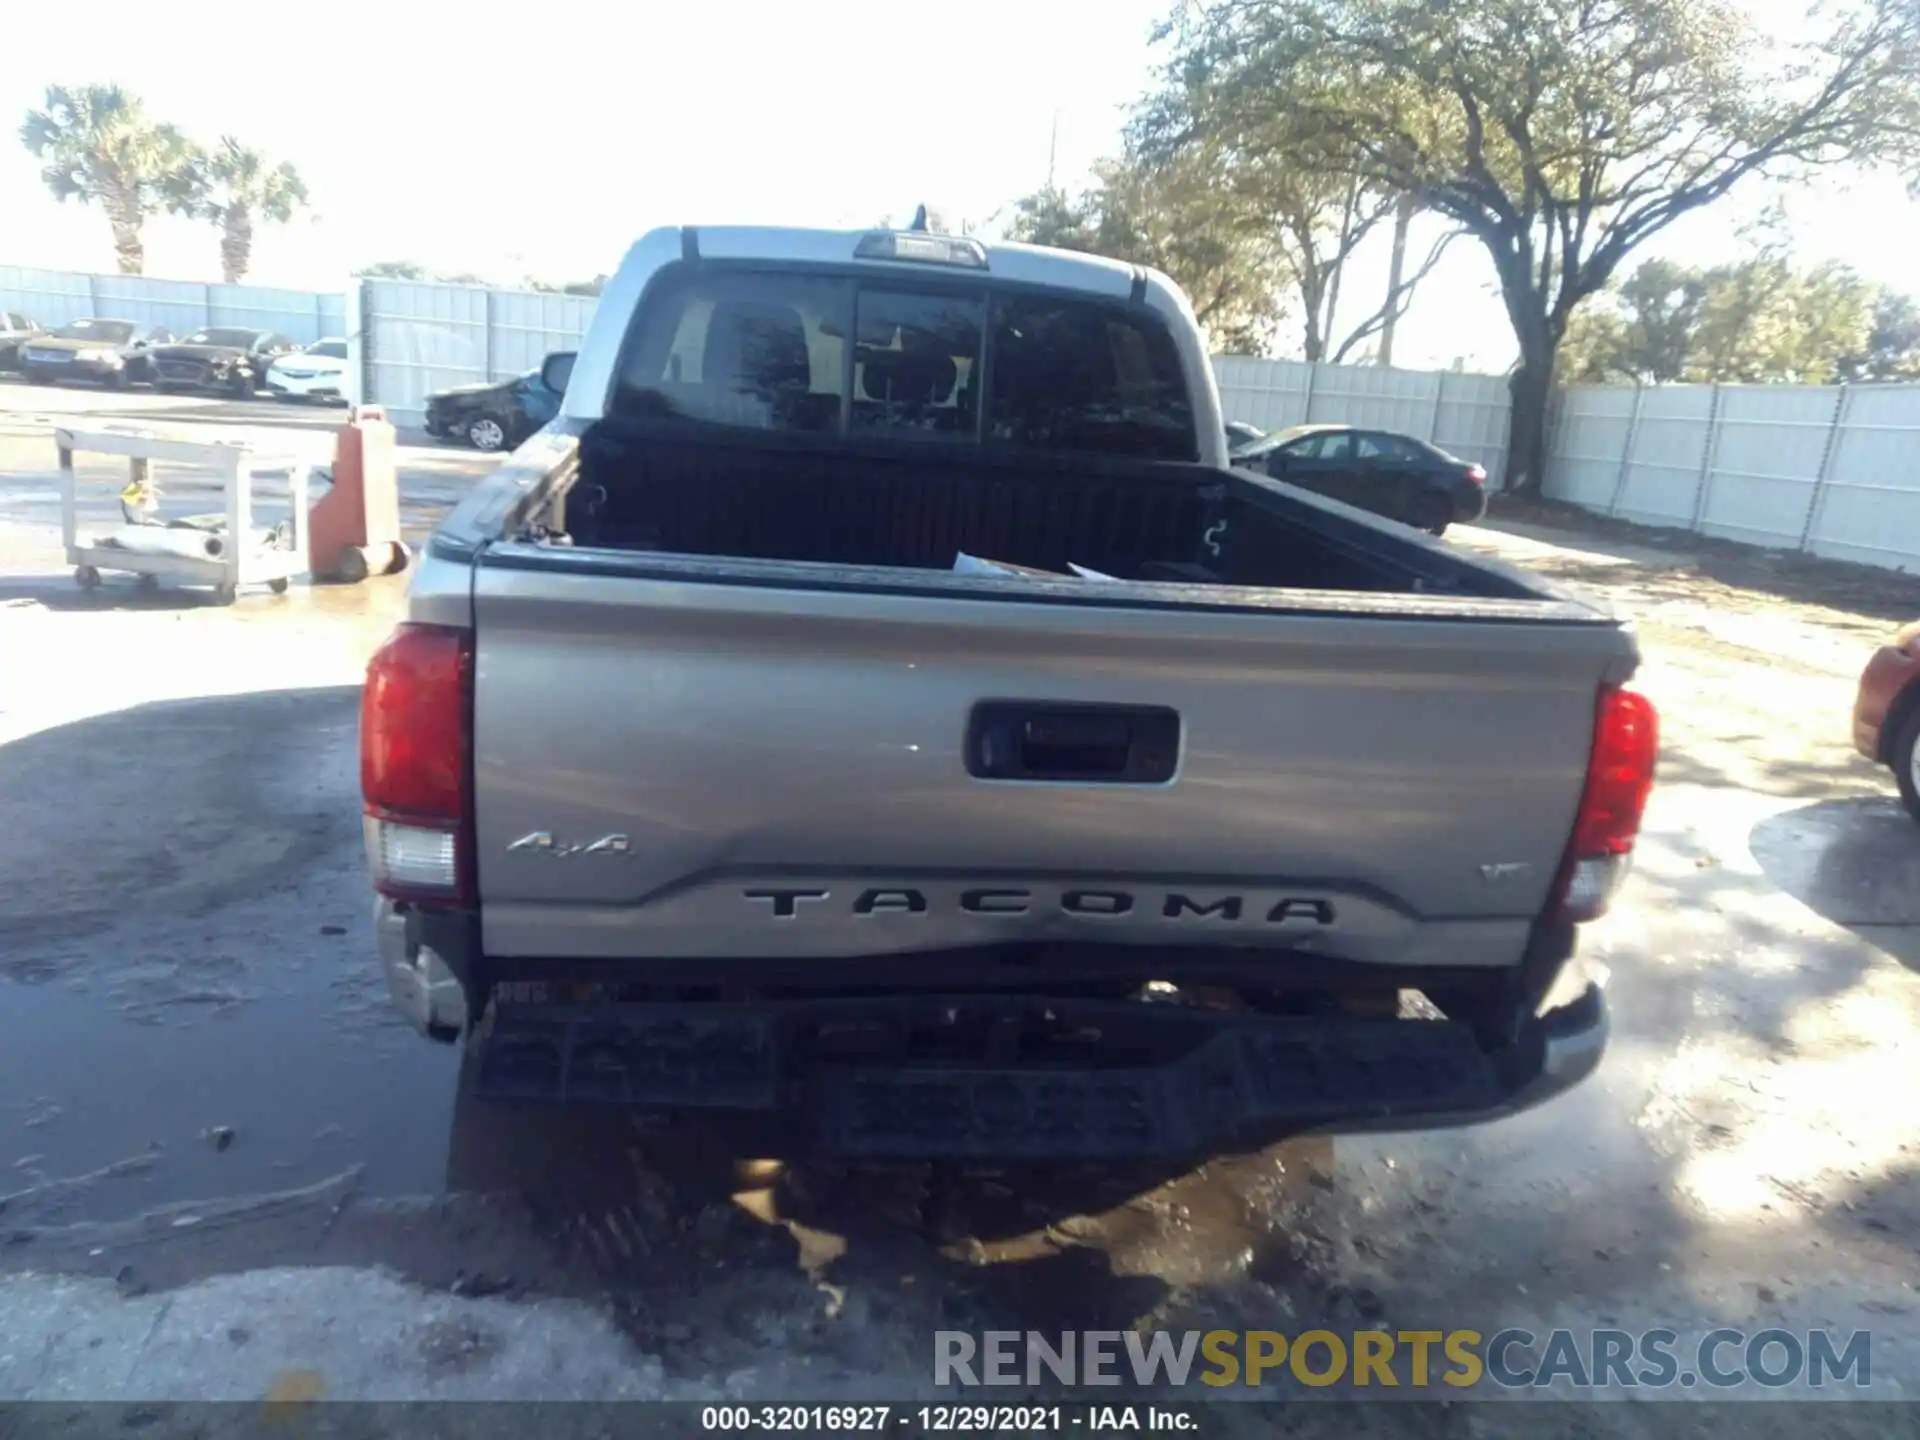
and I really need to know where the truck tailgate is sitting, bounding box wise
[471,548,1632,970]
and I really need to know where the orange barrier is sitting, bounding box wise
[309,406,409,582]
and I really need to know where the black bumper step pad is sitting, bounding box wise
[468,1000,1505,1159]
[818,1019,1502,1159]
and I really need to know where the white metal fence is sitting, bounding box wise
[8,259,1920,575]
[0,264,345,345]
[1212,356,1514,488]
[1546,381,1920,573]
[358,279,595,424]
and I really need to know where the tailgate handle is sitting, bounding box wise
[967,702,1180,783]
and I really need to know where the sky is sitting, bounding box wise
[5,0,1917,373]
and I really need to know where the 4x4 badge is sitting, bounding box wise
[507,831,631,857]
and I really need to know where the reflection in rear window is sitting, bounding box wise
[614,269,845,433]
[611,266,1197,461]
[987,297,1197,461]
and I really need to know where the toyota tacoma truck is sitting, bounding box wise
[359,219,1657,1160]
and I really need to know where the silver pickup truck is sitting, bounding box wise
[360,220,1657,1160]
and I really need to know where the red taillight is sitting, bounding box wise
[361,623,472,905]
[1467,464,1487,486]
[1550,686,1658,923]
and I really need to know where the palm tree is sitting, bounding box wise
[18,84,199,275]
[184,138,310,285]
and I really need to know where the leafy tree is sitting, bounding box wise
[1132,89,1455,364]
[177,138,309,284]
[1161,0,1920,493]
[1560,259,1706,381]
[18,84,198,275]
[1849,290,1920,380]
[355,260,430,280]
[1007,145,1293,353]
[1562,252,1892,383]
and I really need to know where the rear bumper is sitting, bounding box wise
[373,899,1606,1159]
[266,372,345,399]
[22,355,124,381]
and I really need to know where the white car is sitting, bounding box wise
[264,338,350,403]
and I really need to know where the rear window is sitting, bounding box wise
[987,296,1195,460]
[612,266,1196,460]
[614,270,845,433]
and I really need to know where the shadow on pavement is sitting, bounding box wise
[1749,796,1920,973]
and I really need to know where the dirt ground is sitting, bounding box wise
[1,401,1917,1421]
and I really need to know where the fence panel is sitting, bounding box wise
[1545,386,1637,512]
[362,279,491,422]
[1212,355,1314,431]
[0,265,93,326]
[1613,385,1715,528]
[207,284,343,344]
[1431,371,1511,489]
[85,274,207,337]
[1700,385,1843,549]
[1305,363,1442,436]
[1807,385,1920,571]
[485,289,596,380]
[0,264,343,347]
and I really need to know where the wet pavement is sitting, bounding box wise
[2,395,1919,1404]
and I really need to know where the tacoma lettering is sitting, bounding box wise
[742,888,1335,924]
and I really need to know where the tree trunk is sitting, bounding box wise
[108,209,144,275]
[220,207,253,286]
[1504,348,1555,498]
[1378,195,1414,367]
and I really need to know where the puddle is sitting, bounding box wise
[0,976,454,1226]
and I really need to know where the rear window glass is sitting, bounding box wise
[614,270,845,433]
[851,290,981,441]
[987,297,1196,461]
[612,266,1196,460]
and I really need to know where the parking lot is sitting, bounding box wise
[2,379,1919,1416]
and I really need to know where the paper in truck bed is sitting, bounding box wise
[952,552,1119,581]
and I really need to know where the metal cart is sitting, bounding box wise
[58,426,314,603]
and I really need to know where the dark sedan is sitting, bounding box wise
[423,357,568,452]
[18,318,174,388]
[148,328,300,396]
[1234,423,1489,536]
[1225,420,1267,457]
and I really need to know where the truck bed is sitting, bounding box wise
[547,419,1555,603]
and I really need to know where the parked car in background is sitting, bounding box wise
[423,358,569,451]
[1854,621,1920,820]
[265,337,351,403]
[18,318,173,388]
[1225,420,1266,457]
[148,328,300,396]
[0,312,42,371]
[1236,423,1488,536]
